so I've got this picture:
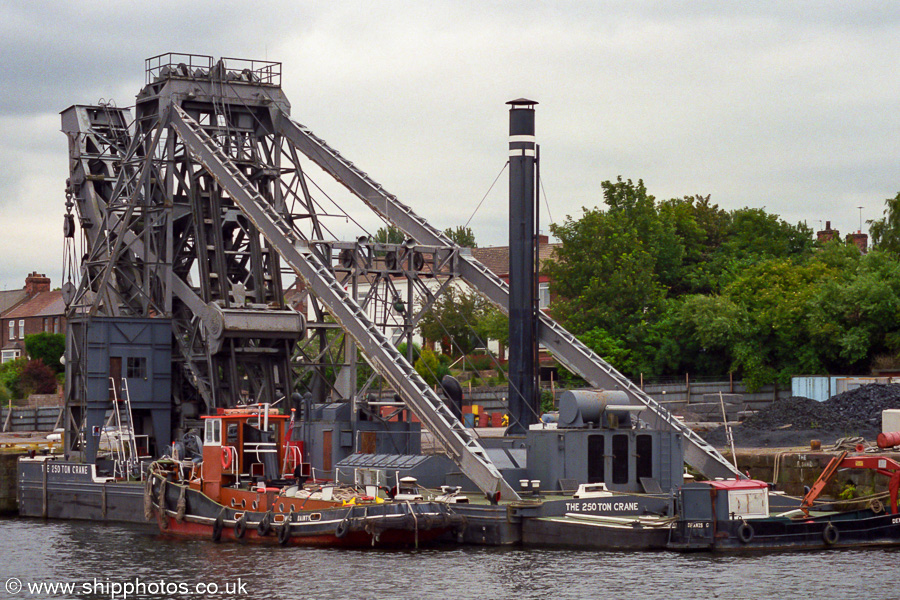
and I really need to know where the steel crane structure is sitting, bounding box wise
[59,54,740,500]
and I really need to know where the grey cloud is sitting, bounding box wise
[1,1,898,288]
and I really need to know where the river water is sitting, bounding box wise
[0,516,896,600]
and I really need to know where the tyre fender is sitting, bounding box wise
[737,521,754,544]
[257,511,273,536]
[823,522,839,545]
[212,511,225,542]
[234,514,247,539]
[278,520,292,545]
[335,518,350,539]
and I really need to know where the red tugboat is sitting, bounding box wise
[147,405,464,547]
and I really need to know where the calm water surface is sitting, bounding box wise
[1,516,897,600]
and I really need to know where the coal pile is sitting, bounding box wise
[701,383,900,448]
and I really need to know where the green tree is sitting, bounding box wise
[373,225,405,244]
[0,357,28,400]
[869,191,900,253]
[579,327,632,373]
[414,348,449,386]
[546,177,818,381]
[547,178,669,341]
[659,195,733,295]
[723,257,839,388]
[443,226,477,247]
[722,207,815,261]
[25,332,65,374]
[417,287,487,355]
[651,295,742,378]
[396,342,421,364]
[474,306,509,348]
[806,249,900,372]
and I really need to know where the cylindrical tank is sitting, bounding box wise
[877,431,900,449]
[558,390,631,428]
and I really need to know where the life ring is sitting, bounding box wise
[823,523,839,545]
[234,514,247,539]
[737,521,754,544]
[278,521,292,545]
[257,511,273,536]
[221,447,233,470]
[335,518,350,539]
[212,512,225,542]
[870,499,884,514]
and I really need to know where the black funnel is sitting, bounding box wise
[506,98,539,434]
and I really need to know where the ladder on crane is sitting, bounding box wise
[107,377,139,478]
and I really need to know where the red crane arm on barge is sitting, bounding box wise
[801,451,900,515]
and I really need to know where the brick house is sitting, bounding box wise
[469,235,560,361]
[470,234,560,312]
[0,272,66,364]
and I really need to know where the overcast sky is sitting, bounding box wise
[1,2,898,291]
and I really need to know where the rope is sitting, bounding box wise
[407,500,418,549]
[143,476,153,521]
[175,485,187,523]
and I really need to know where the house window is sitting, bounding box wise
[538,282,551,309]
[126,356,147,379]
[7,321,13,342]
[18,320,24,340]
[53,317,60,334]
[1,349,20,363]
[42,318,48,332]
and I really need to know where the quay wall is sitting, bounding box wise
[0,451,25,513]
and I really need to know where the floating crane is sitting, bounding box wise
[60,54,740,503]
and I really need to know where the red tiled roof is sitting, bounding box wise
[471,243,561,277]
[4,290,65,319]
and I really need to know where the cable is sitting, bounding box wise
[464,162,508,230]
[539,176,554,227]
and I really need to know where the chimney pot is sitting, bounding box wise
[24,271,51,295]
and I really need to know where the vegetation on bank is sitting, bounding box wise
[329,187,900,395]
[546,178,900,390]
[0,332,64,403]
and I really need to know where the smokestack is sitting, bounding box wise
[506,98,539,435]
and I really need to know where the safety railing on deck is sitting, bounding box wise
[145,53,281,86]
